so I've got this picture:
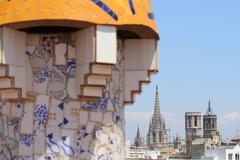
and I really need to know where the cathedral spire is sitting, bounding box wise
[134,125,143,147]
[207,99,213,115]
[153,86,161,122]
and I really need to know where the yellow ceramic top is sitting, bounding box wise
[0,0,158,38]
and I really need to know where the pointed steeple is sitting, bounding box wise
[136,125,141,139]
[206,99,213,115]
[134,125,143,147]
[153,86,161,122]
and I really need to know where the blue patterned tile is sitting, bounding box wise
[34,104,49,126]
[20,134,33,147]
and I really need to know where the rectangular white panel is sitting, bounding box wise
[76,26,95,65]
[96,25,117,64]
[124,39,158,70]
[2,27,27,66]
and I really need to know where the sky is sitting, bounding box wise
[125,0,240,143]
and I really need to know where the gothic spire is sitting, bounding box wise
[136,125,141,140]
[206,99,214,115]
[153,86,161,122]
[134,125,142,147]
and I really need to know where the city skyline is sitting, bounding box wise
[126,0,240,142]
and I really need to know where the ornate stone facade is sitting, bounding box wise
[147,87,168,150]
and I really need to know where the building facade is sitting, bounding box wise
[147,87,168,150]
[203,100,220,142]
[185,112,202,157]
[0,0,159,159]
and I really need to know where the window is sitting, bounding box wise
[188,117,192,127]
[194,116,198,127]
[235,153,239,160]
[228,154,233,160]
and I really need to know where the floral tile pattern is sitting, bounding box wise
[0,33,125,159]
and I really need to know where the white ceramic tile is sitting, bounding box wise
[21,102,34,134]
[36,95,50,106]
[79,151,93,160]
[67,78,77,99]
[46,127,61,154]
[61,129,75,157]
[50,98,62,106]
[34,130,45,154]
[19,134,33,156]
[62,115,78,130]
[55,43,67,65]
[67,45,76,59]
[33,79,49,95]
[79,110,89,125]
[10,102,23,118]
[64,101,80,116]
[47,105,63,127]
[81,134,92,151]
[86,122,95,133]
[8,119,19,140]
[90,112,103,122]
[102,112,113,126]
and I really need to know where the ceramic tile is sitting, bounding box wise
[11,102,23,118]
[47,104,63,127]
[86,122,95,133]
[90,112,103,122]
[102,112,113,126]
[34,129,45,155]
[64,101,80,116]
[61,129,75,157]
[67,78,77,99]
[79,110,89,125]
[55,43,67,65]
[67,45,76,59]
[62,115,78,130]
[34,95,50,127]
[46,127,61,154]
[21,102,34,134]
[81,134,92,151]
[19,134,34,156]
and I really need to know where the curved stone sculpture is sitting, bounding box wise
[0,0,159,159]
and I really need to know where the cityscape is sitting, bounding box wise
[0,0,240,160]
[125,87,240,160]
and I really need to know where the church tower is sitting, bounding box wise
[147,86,168,150]
[185,112,202,157]
[203,100,220,141]
[133,126,144,147]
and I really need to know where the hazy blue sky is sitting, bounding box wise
[125,0,240,142]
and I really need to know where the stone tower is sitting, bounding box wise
[203,100,220,141]
[0,1,159,159]
[147,86,168,150]
[185,112,202,157]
